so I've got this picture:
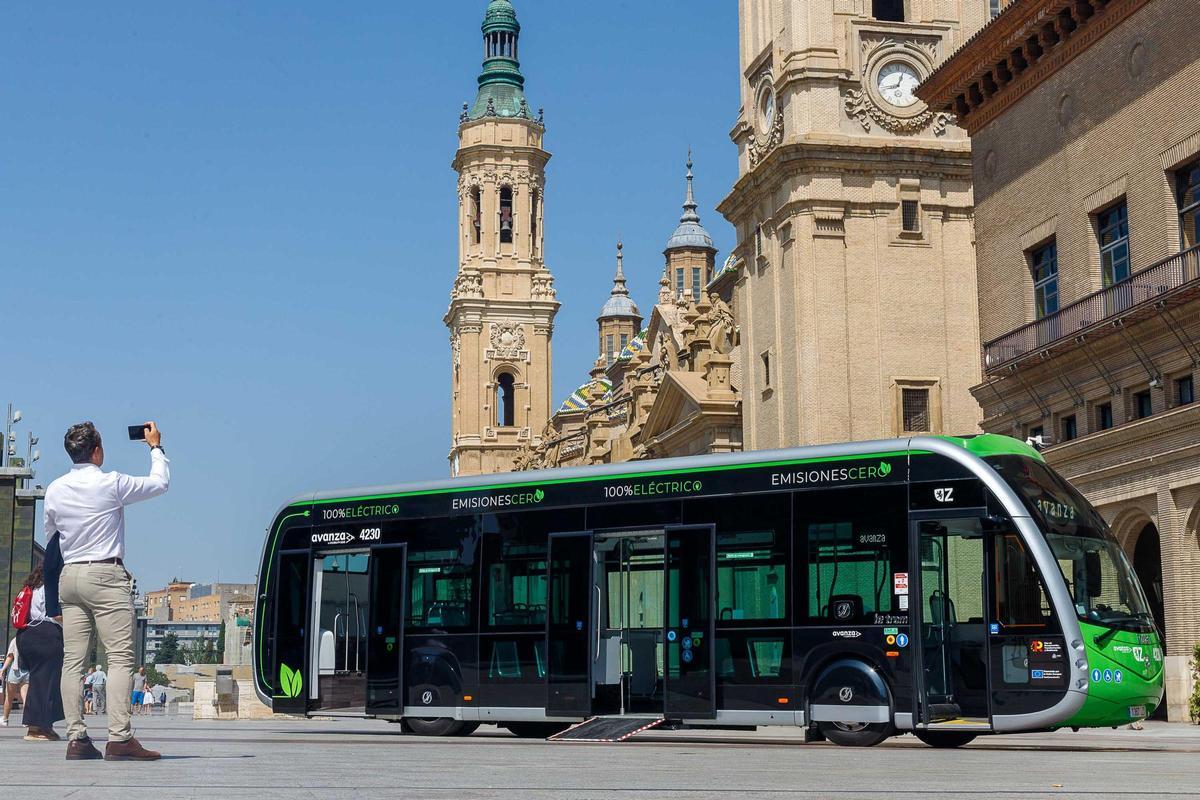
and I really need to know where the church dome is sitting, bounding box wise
[598,242,641,320]
[483,0,519,30]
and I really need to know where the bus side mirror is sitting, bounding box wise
[1084,552,1103,598]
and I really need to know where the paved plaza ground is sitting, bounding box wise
[0,713,1197,799]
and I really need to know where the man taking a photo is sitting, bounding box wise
[45,421,169,761]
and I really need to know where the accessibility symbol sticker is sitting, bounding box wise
[896,633,909,648]
[1091,668,1102,683]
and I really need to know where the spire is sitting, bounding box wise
[680,148,700,224]
[465,1,537,123]
[665,150,715,252]
[611,241,629,297]
[599,240,640,320]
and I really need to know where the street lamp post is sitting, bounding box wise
[4,404,22,468]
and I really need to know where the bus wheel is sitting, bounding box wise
[817,720,894,747]
[403,717,464,737]
[505,722,570,739]
[914,731,976,748]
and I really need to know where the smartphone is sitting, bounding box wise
[128,424,149,441]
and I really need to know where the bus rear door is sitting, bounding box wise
[663,525,717,719]
[546,532,594,717]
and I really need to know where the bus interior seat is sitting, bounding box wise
[319,629,336,674]
[715,636,735,678]
[489,640,521,679]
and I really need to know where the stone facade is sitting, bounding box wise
[446,1,558,478]
[919,0,1200,720]
[717,1,990,451]
[516,161,743,471]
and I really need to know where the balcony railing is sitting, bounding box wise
[983,245,1200,373]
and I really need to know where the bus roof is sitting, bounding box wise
[270,433,1040,517]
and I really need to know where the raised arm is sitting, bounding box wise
[114,422,170,505]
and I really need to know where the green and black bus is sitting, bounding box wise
[252,434,1163,747]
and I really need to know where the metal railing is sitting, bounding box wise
[983,245,1200,372]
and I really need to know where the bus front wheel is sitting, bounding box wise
[816,720,894,747]
[914,730,976,748]
[402,717,465,737]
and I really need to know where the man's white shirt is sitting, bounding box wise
[44,449,170,563]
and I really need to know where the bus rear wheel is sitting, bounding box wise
[817,720,894,747]
[505,722,570,739]
[402,717,466,737]
[914,731,976,748]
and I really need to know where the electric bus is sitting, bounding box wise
[252,434,1163,747]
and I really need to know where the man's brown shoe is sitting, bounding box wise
[104,737,161,761]
[66,737,103,760]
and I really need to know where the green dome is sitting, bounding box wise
[464,0,540,124]
[483,0,519,33]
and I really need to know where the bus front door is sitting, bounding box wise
[365,543,407,716]
[913,517,991,726]
[663,525,717,719]
[546,532,594,717]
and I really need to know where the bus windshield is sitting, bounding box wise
[985,455,1154,633]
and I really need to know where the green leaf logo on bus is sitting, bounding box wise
[878,461,892,477]
[279,664,303,699]
[534,489,545,503]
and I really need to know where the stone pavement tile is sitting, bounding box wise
[0,716,1195,800]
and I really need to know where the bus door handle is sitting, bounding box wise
[595,584,602,662]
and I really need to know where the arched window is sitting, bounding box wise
[496,373,516,427]
[529,189,539,250]
[470,187,482,245]
[499,187,514,245]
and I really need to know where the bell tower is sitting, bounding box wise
[446,0,558,477]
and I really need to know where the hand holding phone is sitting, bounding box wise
[128,424,148,441]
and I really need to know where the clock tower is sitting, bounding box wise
[718,1,996,449]
[446,0,558,477]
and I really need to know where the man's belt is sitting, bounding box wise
[68,557,124,566]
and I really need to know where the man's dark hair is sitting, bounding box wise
[64,421,102,464]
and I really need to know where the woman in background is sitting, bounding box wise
[14,565,65,741]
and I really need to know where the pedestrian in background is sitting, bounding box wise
[13,565,65,742]
[1,638,29,726]
[82,667,95,715]
[90,664,107,714]
[46,421,169,761]
[131,667,146,715]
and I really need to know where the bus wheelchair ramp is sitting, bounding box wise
[548,716,665,743]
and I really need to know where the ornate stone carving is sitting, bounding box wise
[489,320,526,359]
[451,271,483,299]
[531,272,557,300]
[450,330,461,368]
[748,70,784,168]
[844,89,953,136]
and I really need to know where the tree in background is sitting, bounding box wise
[154,632,182,665]
[144,663,169,688]
[217,620,226,664]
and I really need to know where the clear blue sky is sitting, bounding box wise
[1,1,738,592]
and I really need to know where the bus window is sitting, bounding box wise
[716,530,785,622]
[799,487,907,624]
[993,533,1054,629]
[484,539,547,628]
[408,547,476,629]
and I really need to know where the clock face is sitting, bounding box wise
[758,86,776,130]
[877,62,921,108]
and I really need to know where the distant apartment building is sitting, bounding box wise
[145,579,193,621]
[919,0,1200,720]
[143,620,223,665]
[177,583,256,622]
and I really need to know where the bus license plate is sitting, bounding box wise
[1128,705,1146,719]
